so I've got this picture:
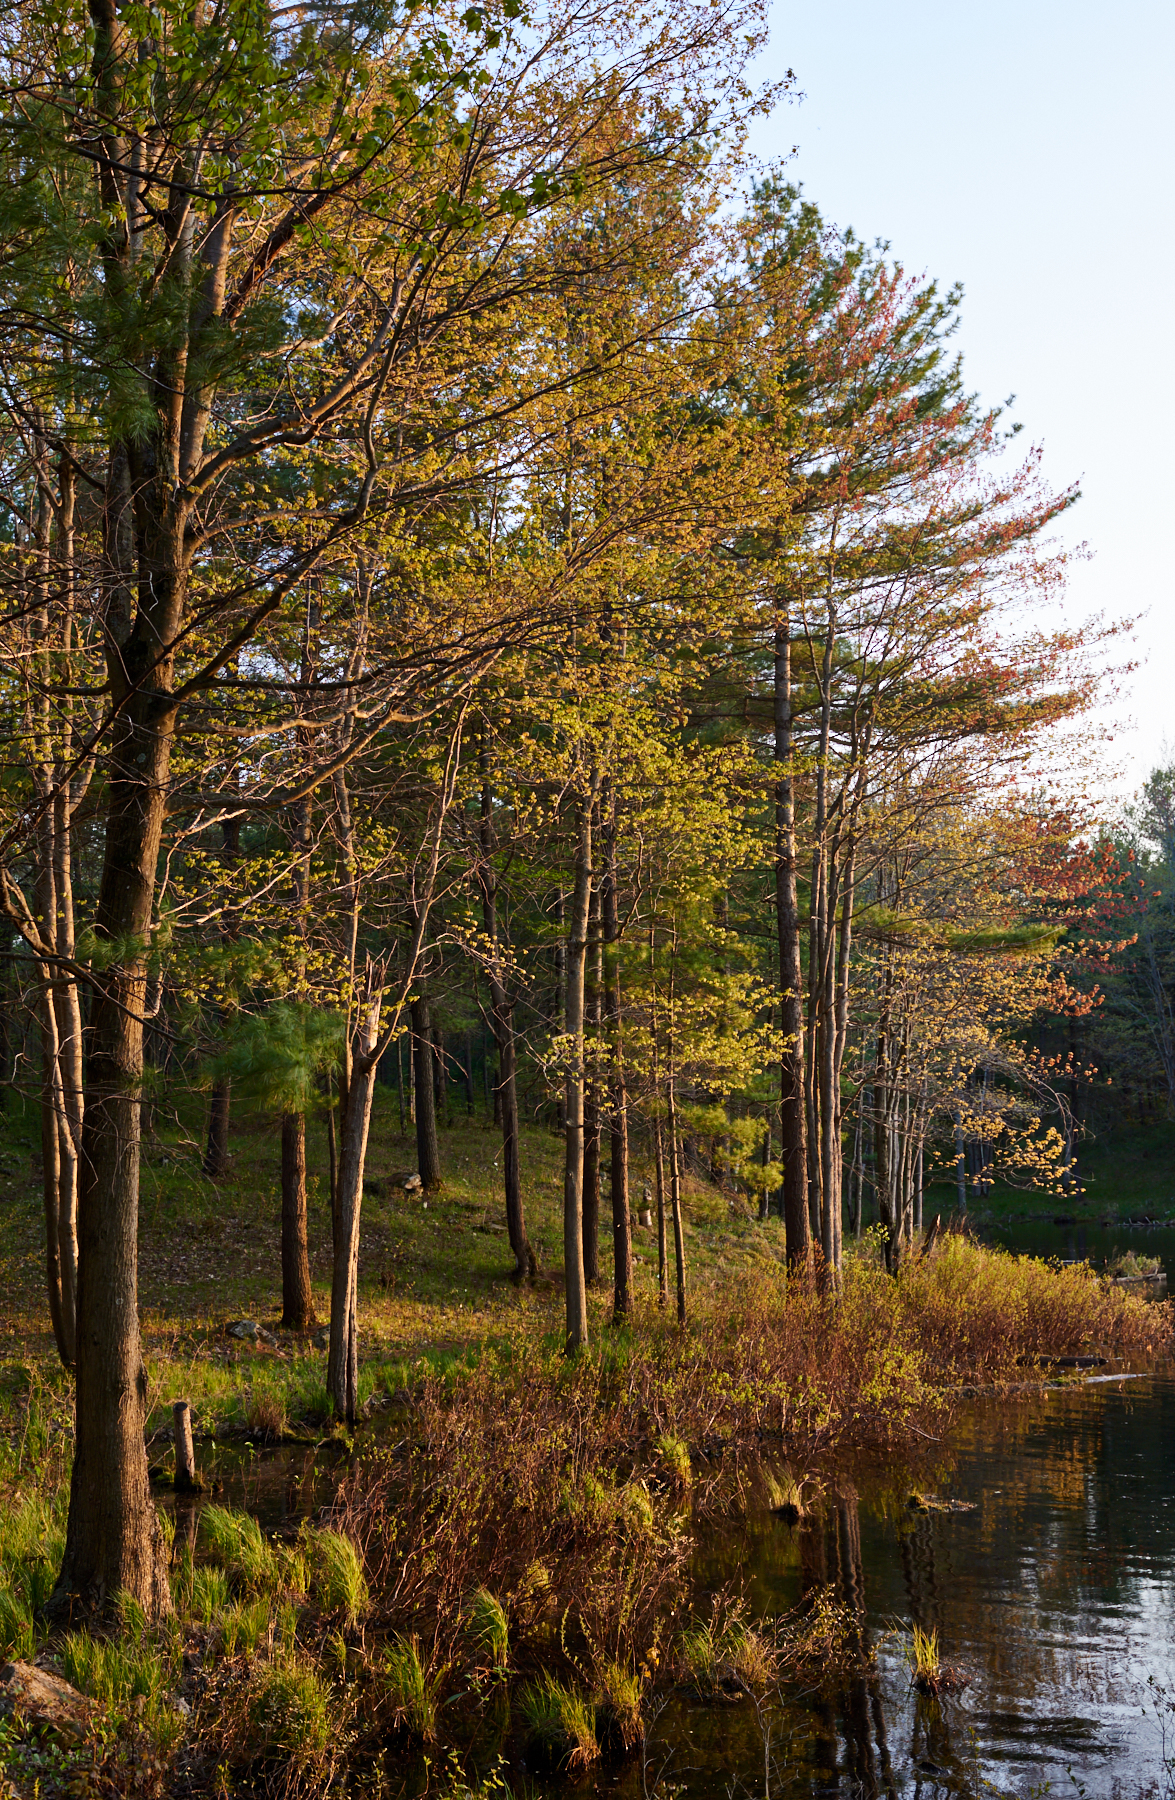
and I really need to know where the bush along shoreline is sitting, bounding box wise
[0,1239,1167,1798]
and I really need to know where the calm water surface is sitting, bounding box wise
[192,1372,1175,1798]
[610,1373,1175,1800]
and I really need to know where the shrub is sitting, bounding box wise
[464,1589,509,1670]
[655,1433,692,1489]
[302,1527,368,1624]
[517,1674,598,1771]
[380,1636,440,1740]
[1107,1250,1163,1278]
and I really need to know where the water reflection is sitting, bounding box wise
[164,1375,1175,1798]
[613,1375,1175,1800]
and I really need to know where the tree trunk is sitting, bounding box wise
[411,993,441,1190]
[654,1116,668,1307]
[774,613,811,1270]
[280,1112,316,1330]
[563,791,594,1351]
[327,988,382,1423]
[53,692,178,1620]
[667,1076,687,1325]
[478,751,536,1277]
[582,876,602,1286]
[602,806,632,1321]
[204,1082,231,1178]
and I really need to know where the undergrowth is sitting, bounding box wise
[0,1239,1163,1798]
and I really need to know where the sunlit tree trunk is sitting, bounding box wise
[563,790,594,1351]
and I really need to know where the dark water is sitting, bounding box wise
[181,1375,1175,1799]
[984,1215,1175,1278]
[602,1373,1175,1800]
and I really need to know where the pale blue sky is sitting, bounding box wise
[752,0,1174,798]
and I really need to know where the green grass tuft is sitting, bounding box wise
[247,1656,337,1770]
[198,1504,282,1594]
[380,1635,440,1740]
[302,1526,368,1624]
[517,1673,598,1770]
[464,1588,509,1670]
[593,1660,643,1753]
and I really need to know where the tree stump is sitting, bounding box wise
[173,1399,198,1492]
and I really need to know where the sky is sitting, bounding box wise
[749,0,1174,803]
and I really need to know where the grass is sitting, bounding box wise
[905,1621,969,1695]
[301,1526,368,1625]
[246,1656,339,1771]
[198,1502,286,1593]
[762,1466,812,1521]
[679,1610,774,1694]
[594,1660,643,1753]
[517,1673,598,1770]
[379,1636,440,1740]
[59,1610,187,1752]
[464,1588,509,1671]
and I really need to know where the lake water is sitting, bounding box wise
[984,1214,1175,1279]
[188,1371,1175,1798]
[597,1372,1175,1800]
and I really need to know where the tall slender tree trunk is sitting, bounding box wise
[602,800,632,1320]
[327,984,382,1423]
[582,876,602,1286]
[411,993,442,1191]
[774,612,811,1270]
[53,611,180,1619]
[204,1083,231,1177]
[654,1116,668,1307]
[478,750,535,1277]
[280,1112,315,1330]
[563,790,594,1351]
[667,1072,687,1326]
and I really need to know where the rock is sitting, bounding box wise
[312,1326,329,1350]
[638,1208,653,1229]
[0,1660,94,1744]
[227,1319,277,1345]
[402,1173,423,1194]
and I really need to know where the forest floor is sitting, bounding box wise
[0,1084,791,1440]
